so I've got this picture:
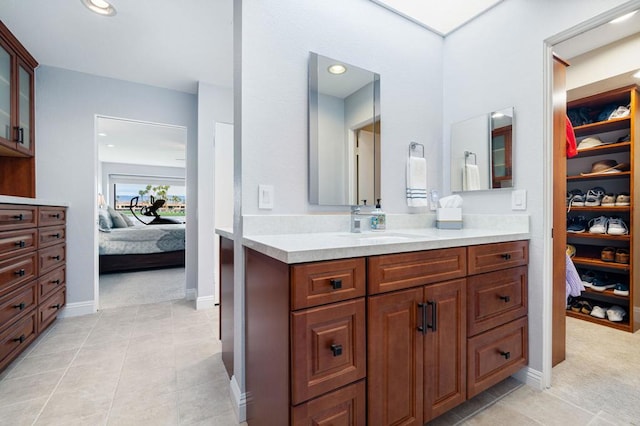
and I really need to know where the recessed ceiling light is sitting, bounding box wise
[328,64,347,75]
[81,0,117,16]
[491,112,505,119]
[609,10,637,24]
[98,132,107,137]
[634,70,640,79]
[106,144,115,148]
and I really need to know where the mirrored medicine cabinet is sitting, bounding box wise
[308,52,380,206]
[450,107,514,192]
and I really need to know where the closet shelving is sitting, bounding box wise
[565,85,638,332]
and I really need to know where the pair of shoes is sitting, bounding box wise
[588,216,629,235]
[614,193,631,206]
[591,305,607,319]
[607,217,628,235]
[601,247,615,262]
[600,193,631,207]
[584,187,606,206]
[569,299,593,314]
[614,248,629,264]
[613,283,629,296]
[566,245,576,258]
[566,189,585,212]
[591,277,616,292]
[567,216,588,233]
[589,216,608,233]
[580,270,597,288]
[606,305,627,322]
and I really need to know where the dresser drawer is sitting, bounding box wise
[38,207,66,227]
[0,281,36,327]
[0,205,37,231]
[291,298,366,405]
[0,228,37,261]
[368,247,466,294]
[0,310,37,372]
[0,252,37,295]
[38,244,66,275]
[467,241,528,276]
[38,226,66,248]
[291,258,366,310]
[467,266,527,337]
[467,316,528,398]
[292,380,366,426]
[39,266,66,300]
[38,287,66,332]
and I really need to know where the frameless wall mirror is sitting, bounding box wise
[308,52,380,206]
[450,107,514,192]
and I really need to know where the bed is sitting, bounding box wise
[99,223,185,274]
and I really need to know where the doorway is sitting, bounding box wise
[95,116,188,309]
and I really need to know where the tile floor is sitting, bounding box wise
[99,268,186,309]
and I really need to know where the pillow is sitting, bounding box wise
[108,206,128,229]
[98,209,113,229]
[121,214,135,227]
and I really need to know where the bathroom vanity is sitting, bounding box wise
[240,226,529,425]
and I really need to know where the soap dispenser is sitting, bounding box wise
[370,199,386,231]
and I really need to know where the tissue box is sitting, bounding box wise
[436,208,462,229]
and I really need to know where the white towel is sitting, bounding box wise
[406,157,428,207]
[463,164,481,191]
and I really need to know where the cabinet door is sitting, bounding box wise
[368,287,423,426]
[423,279,466,423]
[15,59,33,156]
[0,40,12,150]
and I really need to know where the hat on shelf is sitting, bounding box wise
[577,136,605,150]
[580,159,630,176]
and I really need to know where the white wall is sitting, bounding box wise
[318,93,346,204]
[35,66,197,308]
[442,0,630,376]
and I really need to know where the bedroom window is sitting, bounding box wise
[113,182,186,218]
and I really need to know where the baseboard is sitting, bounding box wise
[58,300,96,318]
[230,375,247,423]
[185,288,197,301]
[512,366,543,390]
[196,295,216,310]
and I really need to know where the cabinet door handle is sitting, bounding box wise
[330,344,343,357]
[50,213,61,219]
[13,302,26,310]
[14,126,24,143]
[499,295,510,303]
[51,279,61,285]
[500,253,512,260]
[499,350,511,360]
[52,303,61,310]
[13,334,26,343]
[329,278,342,290]
[417,302,427,335]
[14,269,25,277]
[50,255,61,260]
[427,300,437,332]
[15,240,26,248]
[13,214,24,221]
[52,233,61,239]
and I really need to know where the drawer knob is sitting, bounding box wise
[13,334,26,343]
[500,253,512,260]
[499,351,511,360]
[330,279,342,290]
[14,269,26,277]
[15,240,26,248]
[51,255,61,261]
[13,214,24,221]
[499,295,511,303]
[13,302,26,310]
[330,344,343,357]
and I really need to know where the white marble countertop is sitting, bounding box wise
[242,227,530,264]
[215,227,234,239]
[0,195,69,207]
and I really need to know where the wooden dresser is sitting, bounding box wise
[0,203,67,372]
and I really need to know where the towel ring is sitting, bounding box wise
[409,142,424,158]
[464,150,477,165]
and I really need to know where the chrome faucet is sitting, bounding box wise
[350,205,371,233]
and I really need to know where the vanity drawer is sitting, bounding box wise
[467,241,528,276]
[0,205,37,231]
[0,280,36,328]
[39,266,66,300]
[0,228,37,261]
[38,286,66,332]
[0,252,37,296]
[291,258,366,310]
[467,316,528,398]
[467,266,528,337]
[291,380,366,426]
[0,309,37,372]
[38,244,66,275]
[38,226,66,248]
[38,207,66,227]
[368,247,466,294]
[291,298,366,405]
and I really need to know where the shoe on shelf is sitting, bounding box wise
[591,278,615,292]
[580,270,597,288]
[570,190,585,207]
[590,305,607,319]
[607,217,628,235]
[567,216,588,233]
[613,283,629,297]
[566,244,576,258]
[584,187,606,206]
[580,300,593,315]
[588,216,608,234]
[615,248,630,264]
[615,193,631,206]
[600,247,615,262]
[606,305,627,322]
[567,189,583,207]
[601,193,616,207]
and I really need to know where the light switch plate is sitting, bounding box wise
[511,189,526,210]
[258,185,274,209]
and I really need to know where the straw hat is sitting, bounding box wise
[580,159,630,176]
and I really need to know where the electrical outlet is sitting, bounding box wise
[258,185,274,209]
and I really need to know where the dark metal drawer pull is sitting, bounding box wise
[499,295,510,303]
[500,253,512,260]
[330,344,343,357]
[50,213,61,219]
[13,302,26,310]
[52,233,61,239]
[14,269,26,277]
[52,303,61,310]
[13,334,26,343]
[427,300,437,332]
[417,302,427,335]
[52,279,61,285]
[329,278,342,290]
[15,240,26,248]
[50,255,61,260]
[13,214,24,221]
[499,351,511,360]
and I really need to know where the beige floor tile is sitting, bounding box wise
[462,402,541,425]
[127,334,174,354]
[28,333,87,356]
[121,348,176,374]
[176,354,227,391]
[36,388,112,425]
[4,349,76,380]
[55,363,122,397]
[72,341,128,368]
[177,380,235,425]
[0,397,48,425]
[35,411,109,426]
[114,365,177,403]
[172,323,216,345]
[107,398,179,426]
[0,370,64,408]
